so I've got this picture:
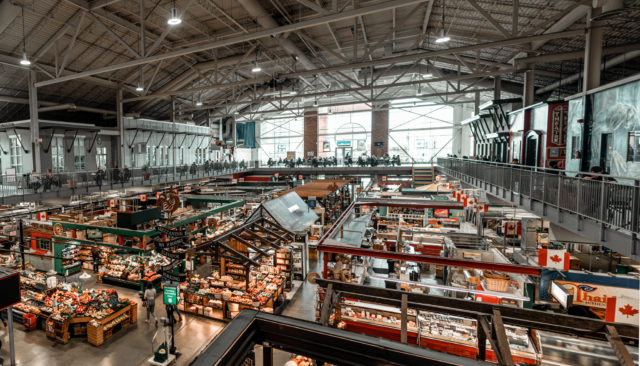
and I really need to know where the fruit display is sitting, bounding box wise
[100,251,167,283]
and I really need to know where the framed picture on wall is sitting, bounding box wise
[323,141,331,152]
[357,140,365,151]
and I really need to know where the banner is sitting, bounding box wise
[606,295,640,325]
[158,249,186,260]
[538,248,570,271]
[555,280,638,309]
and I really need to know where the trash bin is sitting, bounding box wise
[23,313,37,331]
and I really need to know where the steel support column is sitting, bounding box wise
[523,70,535,107]
[583,6,603,91]
[116,88,125,169]
[493,76,501,100]
[28,69,41,173]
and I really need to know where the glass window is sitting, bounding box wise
[73,137,86,171]
[146,146,156,166]
[51,136,65,172]
[571,135,581,159]
[95,146,107,169]
[9,136,23,173]
[389,104,453,162]
[38,239,51,251]
[178,147,184,165]
[628,132,640,162]
[259,116,304,162]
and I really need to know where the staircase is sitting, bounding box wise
[412,166,434,186]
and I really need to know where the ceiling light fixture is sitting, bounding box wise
[251,64,262,73]
[167,1,182,25]
[135,85,144,92]
[435,0,450,44]
[289,90,297,96]
[313,100,318,107]
[196,101,203,106]
[19,7,30,67]
[417,86,423,96]
[435,31,451,44]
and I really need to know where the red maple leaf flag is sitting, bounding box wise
[619,304,639,318]
[549,254,562,263]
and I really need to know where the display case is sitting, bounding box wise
[57,245,81,276]
[337,300,419,344]
[417,311,539,364]
[290,243,304,280]
[276,248,292,289]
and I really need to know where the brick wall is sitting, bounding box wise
[371,104,389,156]
[304,109,318,158]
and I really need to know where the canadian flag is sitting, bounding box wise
[37,212,48,221]
[538,248,570,271]
[139,194,148,202]
[109,199,116,208]
[605,295,640,325]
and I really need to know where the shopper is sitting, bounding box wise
[584,166,617,182]
[91,246,101,272]
[166,304,182,322]
[144,282,157,324]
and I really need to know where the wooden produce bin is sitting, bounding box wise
[46,317,71,344]
[87,304,134,346]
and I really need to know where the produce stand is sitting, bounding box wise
[87,301,137,346]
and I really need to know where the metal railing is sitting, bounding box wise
[437,158,640,234]
[0,163,251,199]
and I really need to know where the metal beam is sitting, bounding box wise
[36,1,583,88]
[491,308,514,366]
[316,279,640,344]
[318,244,541,276]
[466,0,511,38]
[87,12,140,58]
[421,0,435,35]
[605,324,635,366]
[90,0,123,10]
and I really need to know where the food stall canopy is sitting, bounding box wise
[323,213,371,248]
[259,192,319,235]
[281,179,351,198]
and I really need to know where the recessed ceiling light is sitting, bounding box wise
[289,91,297,95]
[435,30,450,43]
[19,57,31,66]
[423,73,433,78]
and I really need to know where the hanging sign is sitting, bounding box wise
[153,236,185,249]
[139,194,148,202]
[156,226,186,238]
[157,191,180,214]
[37,212,48,221]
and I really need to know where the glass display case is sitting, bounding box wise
[417,311,539,364]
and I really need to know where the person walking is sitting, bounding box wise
[91,246,101,272]
[144,282,157,324]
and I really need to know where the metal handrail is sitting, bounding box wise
[437,157,640,235]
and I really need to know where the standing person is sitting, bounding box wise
[144,282,157,324]
[166,304,182,322]
[91,246,101,272]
